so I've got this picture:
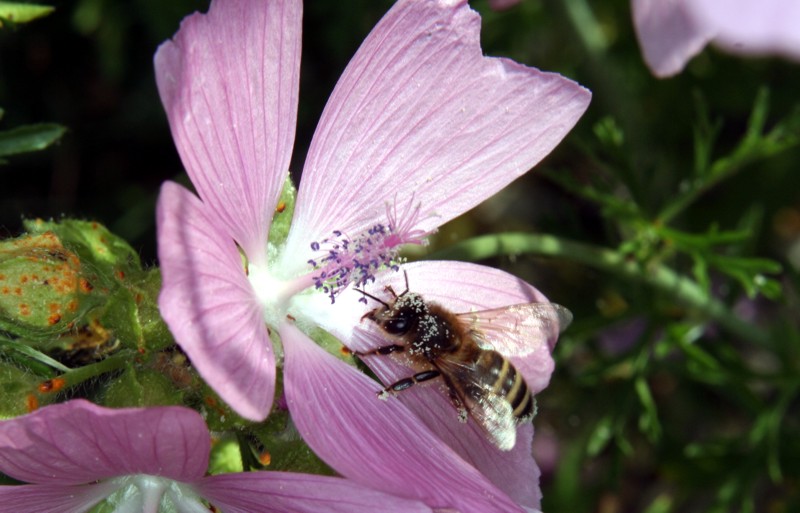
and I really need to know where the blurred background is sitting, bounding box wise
[2,0,799,512]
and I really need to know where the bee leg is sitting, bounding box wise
[378,369,441,400]
[352,344,406,357]
[446,389,469,423]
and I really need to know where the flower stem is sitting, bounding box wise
[57,351,130,389]
[429,233,769,345]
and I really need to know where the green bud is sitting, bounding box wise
[102,364,184,408]
[130,269,173,352]
[2,219,174,365]
[0,231,91,335]
[23,218,142,282]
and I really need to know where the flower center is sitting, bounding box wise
[103,475,208,513]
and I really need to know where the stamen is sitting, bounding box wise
[307,200,433,304]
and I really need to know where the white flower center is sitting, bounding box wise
[100,475,208,513]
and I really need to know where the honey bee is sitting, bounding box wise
[355,273,572,451]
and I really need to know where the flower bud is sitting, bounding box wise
[0,231,88,335]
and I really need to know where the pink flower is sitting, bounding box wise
[155,0,589,510]
[633,0,800,77]
[0,400,431,513]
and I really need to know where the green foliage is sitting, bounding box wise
[0,2,53,26]
[0,123,65,163]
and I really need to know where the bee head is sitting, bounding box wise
[360,292,426,337]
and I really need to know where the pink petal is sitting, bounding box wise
[155,0,301,265]
[0,400,208,484]
[199,472,432,513]
[0,482,121,513]
[632,0,713,77]
[281,322,525,513]
[690,0,800,60]
[282,0,590,270]
[157,182,274,420]
[312,261,558,509]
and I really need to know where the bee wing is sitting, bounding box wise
[436,359,519,451]
[456,302,572,357]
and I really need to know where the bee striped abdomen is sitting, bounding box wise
[479,350,534,421]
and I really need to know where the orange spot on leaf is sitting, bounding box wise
[79,278,94,293]
[38,378,66,393]
[26,394,39,412]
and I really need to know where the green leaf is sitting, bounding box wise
[643,494,674,513]
[635,377,661,442]
[0,338,70,373]
[0,123,65,158]
[586,415,613,456]
[0,2,54,26]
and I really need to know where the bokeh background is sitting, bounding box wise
[2,1,799,512]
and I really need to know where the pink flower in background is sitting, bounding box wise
[155,0,589,510]
[633,0,800,77]
[0,400,431,513]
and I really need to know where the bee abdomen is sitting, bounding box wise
[481,351,534,421]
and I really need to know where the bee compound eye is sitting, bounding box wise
[384,316,409,335]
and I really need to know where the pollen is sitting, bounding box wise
[307,201,432,303]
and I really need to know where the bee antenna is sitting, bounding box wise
[400,269,410,297]
[355,288,390,309]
